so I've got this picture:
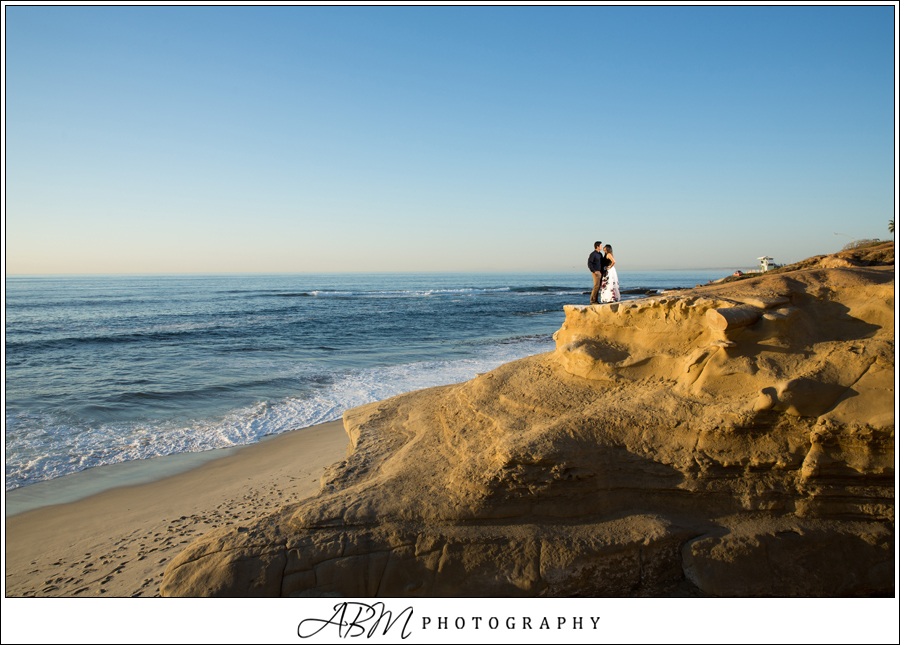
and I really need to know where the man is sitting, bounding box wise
[587,241,606,305]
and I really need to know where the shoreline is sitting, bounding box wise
[4,420,348,598]
[7,440,257,517]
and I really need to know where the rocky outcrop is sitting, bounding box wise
[161,253,894,597]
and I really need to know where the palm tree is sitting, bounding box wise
[890,219,895,235]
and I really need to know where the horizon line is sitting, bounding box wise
[4,267,759,278]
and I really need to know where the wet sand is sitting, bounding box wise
[4,420,348,598]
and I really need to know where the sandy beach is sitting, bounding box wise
[4,420,348,598]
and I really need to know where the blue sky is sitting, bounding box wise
[4,5,896,273]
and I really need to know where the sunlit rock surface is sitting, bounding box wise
[161,244,894,597]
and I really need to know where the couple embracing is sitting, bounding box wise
[587,241,620,305]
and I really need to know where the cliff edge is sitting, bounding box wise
[161,244,895,597]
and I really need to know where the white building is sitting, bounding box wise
[757,256,778,271]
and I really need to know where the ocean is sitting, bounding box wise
[4,270,727,492]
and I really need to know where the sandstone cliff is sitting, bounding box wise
[161,245,895,597]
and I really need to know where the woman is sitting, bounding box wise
[600,244,620,303]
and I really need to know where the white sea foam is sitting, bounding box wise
[4,336,555,490]
[308,287,512,298]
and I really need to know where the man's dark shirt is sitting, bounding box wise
[588,249,606,274]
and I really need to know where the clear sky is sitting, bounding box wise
[4,4,897,274]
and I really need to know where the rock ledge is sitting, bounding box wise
[161,252,894,597]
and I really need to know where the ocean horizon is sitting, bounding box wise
[5,269,730,493]
[6,267,758,277]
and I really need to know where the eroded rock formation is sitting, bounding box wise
[161,247,895,597]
